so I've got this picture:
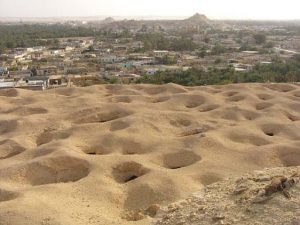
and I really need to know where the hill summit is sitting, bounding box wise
[102,17,115,23]
[186,13,209,22]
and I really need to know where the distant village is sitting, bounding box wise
[0,14,299,90]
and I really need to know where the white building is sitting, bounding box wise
[153,50,169,58]
[101,55,125,63]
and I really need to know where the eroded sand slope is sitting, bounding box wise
[0,83,299,225]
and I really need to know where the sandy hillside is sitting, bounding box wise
[0,83,299,225]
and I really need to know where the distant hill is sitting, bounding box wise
[97,13,213,31]
[185,13,209,23]
[102,17,115,24]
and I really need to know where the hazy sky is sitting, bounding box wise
[0,0,299,20]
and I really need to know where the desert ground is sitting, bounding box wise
[0,83,299,225]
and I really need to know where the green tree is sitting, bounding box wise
[214,58,222,64]
[211,44,226,55]
[6,41,15,48]
[197,50,207,58]
[263,41,274,48]
[253,33,266,44]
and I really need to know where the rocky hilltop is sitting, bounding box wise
[185,13,209,23]
[102,17,115,24]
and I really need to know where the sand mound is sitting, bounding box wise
[169,118,192,127]
[6,106,48,116]
[162,151,201,169]
[36,129,71,146]
[71,106,132,124]
[79,132,154,155]
[227,94,247,102]
[226,129,271,146]
[123,174,198,212]
[0,83,299,225]
[0,139,25,159]
[0,188,19,202]
[293,91,300,98]
[276,146,300,166]
[0,120,18,135]
[53,87,79,96]
[198,172,223,185]
[124,180,178,212]
[112,95,133,103]
[151,96,170,103]
[167,93,207,109]
[285,112,300,121]
[0,156,89,186]
[198,103,220,112]
[256,93,274,100]
[112,161,150,183]
[211,106,260,121]
[110,120,131,131]
[143,83,187,95]
[0,88,19,97]
[264,83,297,92]
[256,102,274,110]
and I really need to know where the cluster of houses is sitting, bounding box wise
[0,74,68,90]
[1,19,299,90]
[0,37,190,89]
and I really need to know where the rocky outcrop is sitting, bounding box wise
[185,13,209,23]
[154,167,300,225]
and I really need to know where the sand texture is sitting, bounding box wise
[0,83,299,225]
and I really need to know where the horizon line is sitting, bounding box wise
[1,15,300,22]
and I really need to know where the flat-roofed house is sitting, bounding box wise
[153,50,169,58]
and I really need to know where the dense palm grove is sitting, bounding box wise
[137,55,300,85]
[0,24,197,52]
[0,24,96,50]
